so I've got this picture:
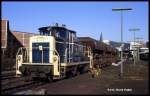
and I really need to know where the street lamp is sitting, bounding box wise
[129,28,140,65]
[135,37,143,44]
[129,28,140,45]
[112,8,132,78]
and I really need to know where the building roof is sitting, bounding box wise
[78,37,97,41]
[12,30,38,35]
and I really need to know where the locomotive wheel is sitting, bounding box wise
[65,71,74,78]
[23,69,32,82]
[76,71,80,76]
[79,67,84,74]
[45,72,54,82]
[45,76,53,82]
[72,70,77,77]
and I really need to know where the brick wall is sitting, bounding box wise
[12,31,36,48]
[1,20,8,49]
[1,20,37,71]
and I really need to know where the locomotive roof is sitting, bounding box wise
[39,26,67,31]
[38,26,76,33]
[68,29,76,33]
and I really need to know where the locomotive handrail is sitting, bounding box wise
[65,48,67,63]
[16,47,25,76]
[87,47,93,69]
[54,48,61,72]
[23,47,28,62]
[16,47,23,70]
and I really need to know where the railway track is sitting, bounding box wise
[2,76,17,80]
[1,70,16,80]
[1,75,47,95]
[2,76,27,86]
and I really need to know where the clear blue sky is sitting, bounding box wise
[2,1,148,42]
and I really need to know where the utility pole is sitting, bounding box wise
[129,28,140,65]
[112,8,132,78]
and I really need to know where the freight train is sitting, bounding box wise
[16,23,118,81]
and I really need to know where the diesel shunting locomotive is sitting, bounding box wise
[16,23,118,81]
